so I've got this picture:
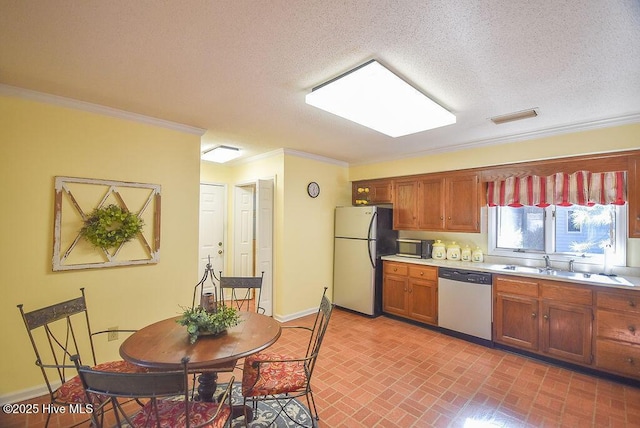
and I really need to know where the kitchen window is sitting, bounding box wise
[487,171,627,267]
[489,203,627,266]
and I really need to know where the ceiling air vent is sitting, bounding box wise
[490,108,538,125]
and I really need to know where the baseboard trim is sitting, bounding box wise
[0,382,57,405]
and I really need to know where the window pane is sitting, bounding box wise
[554,205,613,255]
[496,206,544,251]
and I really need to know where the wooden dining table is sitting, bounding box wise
[119,311,282,410]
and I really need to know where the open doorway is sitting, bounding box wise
[233,179,274,315]
[198,183,226,294]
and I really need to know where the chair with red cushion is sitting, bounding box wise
[73,354,233,428]
[241,287,333,427]
[17,288,146,427]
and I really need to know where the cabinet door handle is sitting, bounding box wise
[628,357,635,364]
[629,300,636,307]
[420,271,424,276]
[531,313,537,318]
[629,325,636,334]
[543,314,549,320]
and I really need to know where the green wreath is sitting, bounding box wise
[80,204,144,249]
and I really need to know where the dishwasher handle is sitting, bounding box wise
[438,267,492,285]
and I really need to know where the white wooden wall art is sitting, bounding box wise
[53,176,161,271]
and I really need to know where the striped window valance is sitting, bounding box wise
[487,171,626,207]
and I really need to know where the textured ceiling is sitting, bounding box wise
[1,0,639,165]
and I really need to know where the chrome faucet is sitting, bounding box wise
[568,259,575,272]
[543,255,551,270]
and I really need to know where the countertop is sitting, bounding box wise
[381,255,640,290]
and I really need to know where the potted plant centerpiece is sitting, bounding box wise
[179,260,241,344]
[177,303,240,344]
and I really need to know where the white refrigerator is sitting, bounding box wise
[333,206,397,316]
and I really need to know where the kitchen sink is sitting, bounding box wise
[501,265,635,286]
[502,265,546,274]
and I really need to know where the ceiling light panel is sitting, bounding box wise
[201,145,241,163]
[306,60,456,137]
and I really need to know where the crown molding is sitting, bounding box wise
[352,111,640,166]
[282,148,349,167]
[233,148,348,167]
[0,84,206,136]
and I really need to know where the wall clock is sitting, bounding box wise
[307,181,320,198]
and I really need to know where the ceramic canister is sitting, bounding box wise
[446,242,461,261]
[472,247,484,263]
[432,240,446,260]
[461,245,472,261]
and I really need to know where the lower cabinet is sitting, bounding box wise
[383,261,437,325]
[595,289,640,379]
[494,275,594,366]
[494,276,539,351]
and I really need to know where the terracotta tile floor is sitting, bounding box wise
[3,307,640,427]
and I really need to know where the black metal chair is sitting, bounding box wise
[72,354,234,428]
[240,287,334,427]
[219,271,265,314]
[17,288,144,427]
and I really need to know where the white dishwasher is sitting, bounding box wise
[438,267,493,341]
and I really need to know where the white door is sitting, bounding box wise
[199,184,225,293]
[232,179,274,316]
[256,179,274,316]
[233,185,255,276]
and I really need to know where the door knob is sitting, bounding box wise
[218,250,223,255]
[218,242,223,246]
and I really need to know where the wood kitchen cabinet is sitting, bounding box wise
[382,262,409,317]
[494,276,540,351]
[595,289,640,379]
[494,275,594,365]
[540,282,593,364]
[352,179,393,205]
[392,178,420,229]
[383,261,437,325]
[392,172,480,232]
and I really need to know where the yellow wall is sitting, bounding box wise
[200,152,350,318]
[0,95,202,398]
[279,154,350,315]
[350,123,640,180]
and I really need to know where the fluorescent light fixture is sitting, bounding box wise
[201,145,241,163]
[305,60,456,137]
[491,108,538,125]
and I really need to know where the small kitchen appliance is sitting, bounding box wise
[396,239,434,259]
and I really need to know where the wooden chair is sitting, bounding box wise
[17,288,145,427]
[219,271,265,314]
[240,287,334,427]
[72,354,233,428]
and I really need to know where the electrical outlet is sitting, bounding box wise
[107,327,118,341]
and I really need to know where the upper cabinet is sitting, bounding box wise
[392,172,480,232]
[629,155,640,238]
[352,179,393,205]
